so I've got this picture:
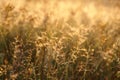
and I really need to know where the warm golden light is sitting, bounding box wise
[0,0,120,80]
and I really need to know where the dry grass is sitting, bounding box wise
[0,0,120,80]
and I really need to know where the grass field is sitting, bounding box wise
[0,0,120,80]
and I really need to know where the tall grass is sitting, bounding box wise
[0,0,120,80]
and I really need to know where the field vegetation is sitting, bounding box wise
[0,0,120,80]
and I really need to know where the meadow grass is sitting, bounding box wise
[0,0,120,80]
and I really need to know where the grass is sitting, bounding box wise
[0,0,120,80]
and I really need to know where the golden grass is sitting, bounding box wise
[0,0,120,80]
